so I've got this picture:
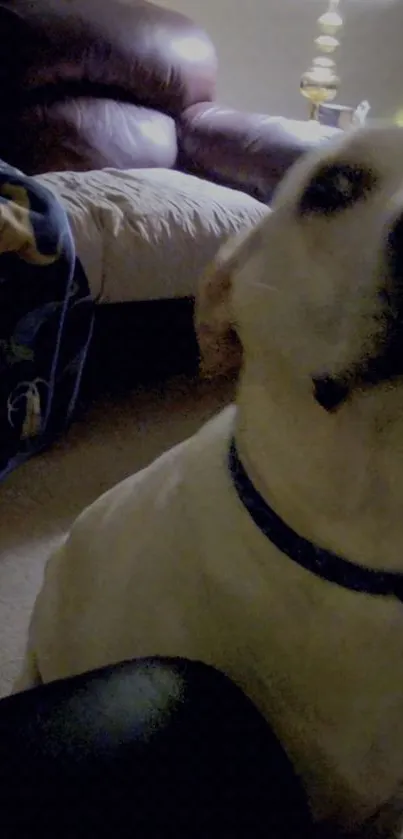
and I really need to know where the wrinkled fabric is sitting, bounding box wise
[36,167,269,302]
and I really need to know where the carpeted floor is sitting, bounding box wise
[0,376,231,697]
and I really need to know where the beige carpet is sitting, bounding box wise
[0,376,231,698]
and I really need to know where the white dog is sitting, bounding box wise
[15,125,403,833]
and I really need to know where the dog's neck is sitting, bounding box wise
[235,363,403,572]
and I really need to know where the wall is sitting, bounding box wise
[156,0,402,120]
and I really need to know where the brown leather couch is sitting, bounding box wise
[0,0,321,204]
[0,0,322,393]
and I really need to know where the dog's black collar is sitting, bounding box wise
[228,437,403,602]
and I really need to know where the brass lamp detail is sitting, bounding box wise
[300,0,343,121]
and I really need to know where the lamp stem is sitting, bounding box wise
[300,0,343,121]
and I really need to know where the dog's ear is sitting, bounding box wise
[195,252,243,380]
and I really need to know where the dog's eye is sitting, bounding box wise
[298,163,376,217]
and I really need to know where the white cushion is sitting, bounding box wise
[35,167,269,303]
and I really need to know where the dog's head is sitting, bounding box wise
[196,124,403,411]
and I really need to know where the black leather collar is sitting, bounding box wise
[228,437,403,602]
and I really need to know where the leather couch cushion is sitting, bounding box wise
[3,100,178,174]
[0,0,217,115]
[0,0,217,173]
[179,104,332,203]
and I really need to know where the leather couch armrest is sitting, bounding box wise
[178,103,339,203]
